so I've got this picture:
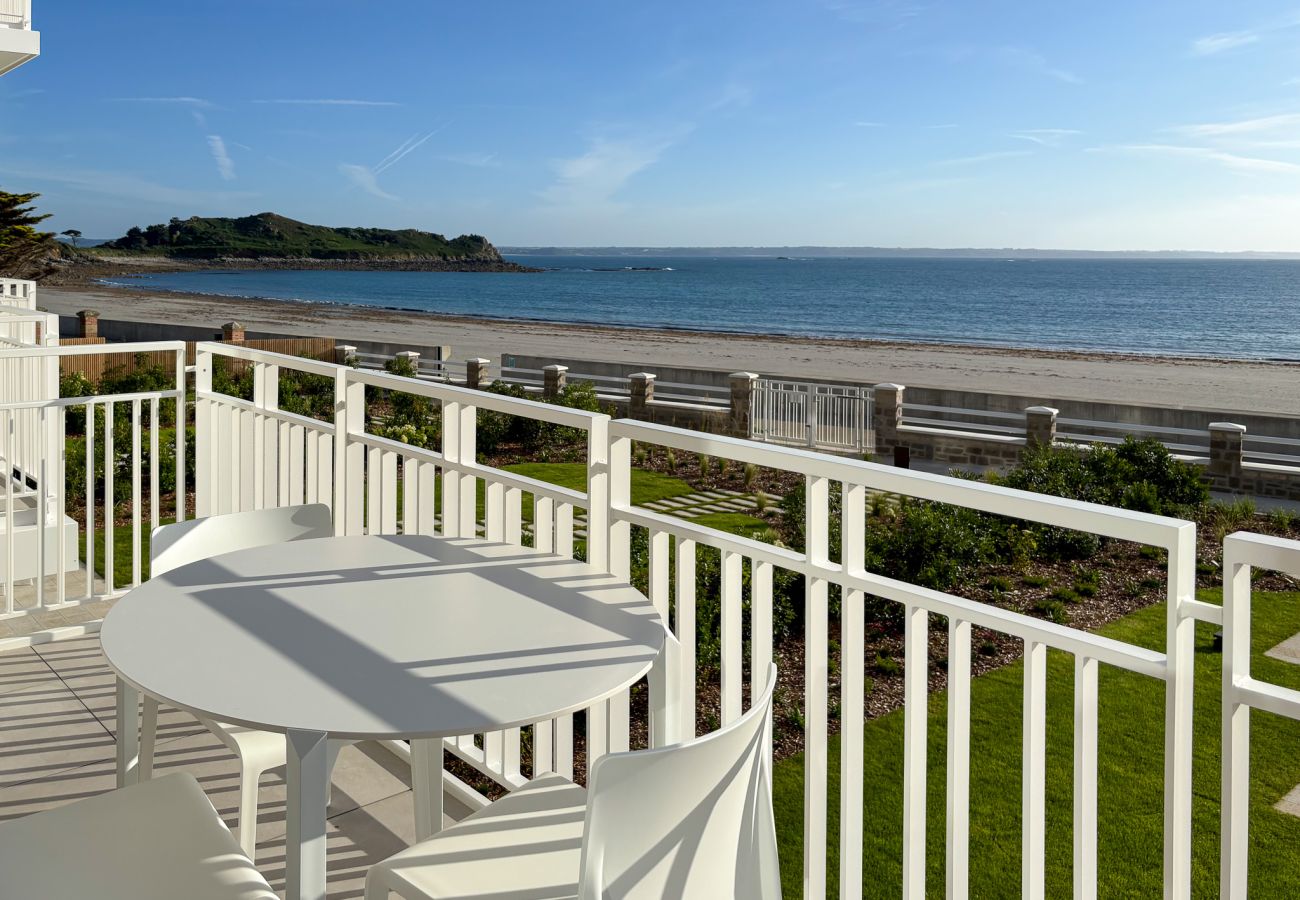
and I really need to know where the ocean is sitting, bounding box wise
[102,256,1300,361]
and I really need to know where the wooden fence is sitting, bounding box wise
[58,337,336,383]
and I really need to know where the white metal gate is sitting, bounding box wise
[750,379,872,453]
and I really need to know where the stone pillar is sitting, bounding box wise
[629,373,656,419]
[335,344,358,365]
[221,321,245,344]
[543,364,568,399]
[77,309,99,339]
[395,350,420,376]
[465,358,491,389]
[1209,422,1246,490]
[729,372,758,437]
[873,383,905,455]
[1025,406,1059,447]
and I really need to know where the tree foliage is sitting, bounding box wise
[0,189,57,277]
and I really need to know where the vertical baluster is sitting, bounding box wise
[417,460,436,535]
[720,549,744,723]
[485,481,504,541]
[946,618,971,899]
[1073,655,1098,900]
[840,482,865,900]
[131,399,141,586]
[84,402,95,600]
[104,401,115,594]
[676,536,697,739]
[277,420,291,506]
[55,405,66,604]
[305,427,318,503]
[381,450,398,534]
[648,529,671,746]
[366,446,381,534]
[902,603,928,900]
[504,486,522,545]
[555,711,574,780]
[534,496,555,553]
[804,474,830,900]
[317,430,333,511]
[556,502,574,558]
[1023,639,1047,900]
[402,457,417,533]
[4,410,14,611]
[239,408,256,512]
[35,406,46,607]
[149,398,159,538]
[534,720,554,776]
[289,424,305,506]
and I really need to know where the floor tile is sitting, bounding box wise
[0,647,56,697]
[0,675,114,791]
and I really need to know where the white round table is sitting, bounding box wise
[101,534,665,900]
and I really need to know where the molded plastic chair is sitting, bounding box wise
[365,660,782,900]
[0,772,277,900]
[138,503,343,860]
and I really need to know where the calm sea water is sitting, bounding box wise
[104,256,1300,361]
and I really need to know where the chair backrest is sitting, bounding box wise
[578,663,781,899]
[150,504,333,577]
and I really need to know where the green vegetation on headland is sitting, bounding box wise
[91,211,529,269]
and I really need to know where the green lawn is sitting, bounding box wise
[772,591,1300,898]
[79,517,172,588]
[691,510,770,538]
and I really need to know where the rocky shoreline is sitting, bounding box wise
[40,253,540,286]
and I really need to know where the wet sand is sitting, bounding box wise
[39,284,1300,416]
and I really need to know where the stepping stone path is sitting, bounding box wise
[1266,631,1300,817]
[639,488,780,519]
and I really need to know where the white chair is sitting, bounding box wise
[365,660,782,900]
[138,503,344,860]
[0,772,277,900]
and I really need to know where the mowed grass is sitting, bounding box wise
[772,591,1300,898]
[79,516,172,588]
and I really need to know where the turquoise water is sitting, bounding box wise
[104,256,1300,360]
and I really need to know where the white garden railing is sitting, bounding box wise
[0,0,31,29]
[3,337,1285,898]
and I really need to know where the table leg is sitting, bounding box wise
[286,729,329,900]
[115,678,139,787]
[411,738,444,841]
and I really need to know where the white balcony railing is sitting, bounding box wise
[3,338,1298,896]
[0,0,29,29]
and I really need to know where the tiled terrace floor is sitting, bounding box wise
[0,636,472,898]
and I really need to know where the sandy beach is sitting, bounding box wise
[39,283,1300,416]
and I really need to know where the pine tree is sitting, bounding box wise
[0,189,56,277]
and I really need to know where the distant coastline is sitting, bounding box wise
[504,245,1300,260]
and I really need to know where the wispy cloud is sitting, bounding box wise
[824,0,925,29]
[1192,31,1260,56]
[706,82,754,112]
[997,47,1083,84]
[339,164,396,200]
[440,152,500,168]
[0,161,256,206]
[255,98,401,107]
[541,131,686,207]
[1095,144,1300,174]
[1175,113,1300,137]
[111,96,213,108]
[935,149,1032,167]
[1010,128,1081,146]
[207,135,236,180]
[339,126,446,201]
[854,121,886,128]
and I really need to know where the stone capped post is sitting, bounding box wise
[872,383,905,456]
[221,321,245,344]
[629,373,656,419]
[729,372,759,437]
[77,309,99,339]
[465,358,491,390]
[395,350,420,375]
[543,364,568,399]
[335,344,358,365]
[1025,406,1059,447]
[1209,422,1246,490]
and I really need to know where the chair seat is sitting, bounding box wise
[375,772,588,900]
[0,772,276,900]
[208,718,289,766]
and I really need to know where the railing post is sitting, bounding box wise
[396,350,420,374]
[729,372,758,437]
[174,346,187,523]
[194,346,213,517]
[1025,406,1058,447]
[335,344,357,366]
[333,368,364,535]
[77,309,99,339]
[586,416,610,572]
[628,373,655,420]
[873,383,905,458]
[1220,535,1252,898]
[253,363,280,509]
[465,357,490,389]
[221,321,245,344]
[1208,422,1245,492]
[543,364,568,399]
[1164,522,1197,899]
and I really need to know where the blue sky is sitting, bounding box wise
[3,1,1300,250]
